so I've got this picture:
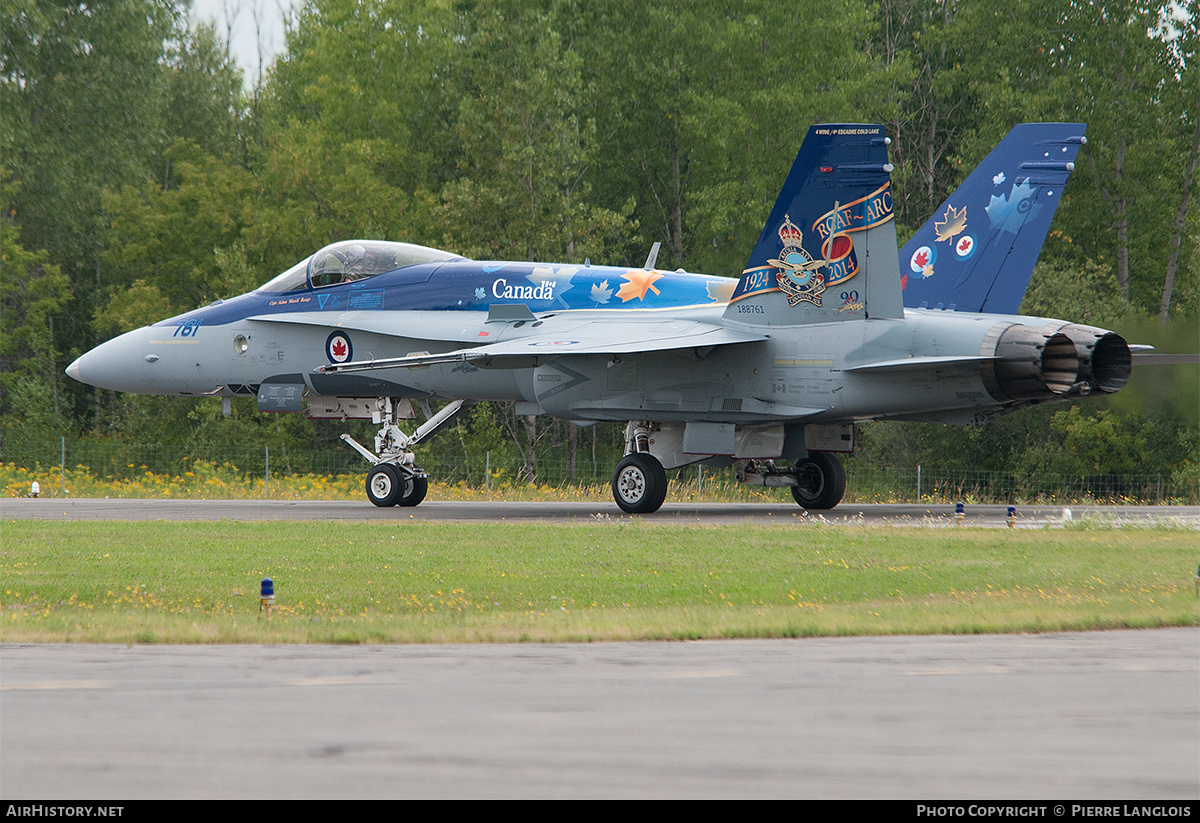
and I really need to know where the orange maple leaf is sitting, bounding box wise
[617,269,665,302]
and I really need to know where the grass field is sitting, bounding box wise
[2,518,1196,643]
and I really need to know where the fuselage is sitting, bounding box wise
[67,240,1129,433]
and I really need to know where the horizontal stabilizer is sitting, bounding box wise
[1132,352,1200,366]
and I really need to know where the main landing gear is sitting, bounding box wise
[789,452,847,511]
[340,398,466,508]
[609,422,847,514]
[612,452,669,514]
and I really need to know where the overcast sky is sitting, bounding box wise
[187,0,301,85]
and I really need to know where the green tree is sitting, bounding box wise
[1158,5,1199,320]
[433,3,635,263]
[100,140,257,310]
[3,1,254,435]
[573,0,901,275]
[1,0,181,298]
[0,180,72,447]
[161,20,248,165]
[1020,259,1133,327]
[935,0,1189,314]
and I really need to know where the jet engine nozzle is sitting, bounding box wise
[983,323,1081,402]
[1058,324,1131,395]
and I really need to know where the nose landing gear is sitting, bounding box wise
[342,398,466,507]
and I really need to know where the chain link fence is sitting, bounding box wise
[2,438,1196,503]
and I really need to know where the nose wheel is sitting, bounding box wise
[398,474,428,507]
[366,464,401,507]
[366,464,430,507]
[344,398,467,508]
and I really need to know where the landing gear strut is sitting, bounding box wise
[343,398,465,507]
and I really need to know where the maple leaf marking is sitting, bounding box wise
[706,279,736,303]
[616,269,664,302]
[934,204,967,243]
[590,280,613,303]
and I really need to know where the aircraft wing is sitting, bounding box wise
[318,318,767,373]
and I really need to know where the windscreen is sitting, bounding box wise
[308,241,462,288]
[257,241,464,293]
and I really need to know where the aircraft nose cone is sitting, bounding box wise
[65,327,157,393]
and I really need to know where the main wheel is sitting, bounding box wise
[366,464,401,507]
[790,452,846,510]
[612,452,668,514]
[397,474,428,507]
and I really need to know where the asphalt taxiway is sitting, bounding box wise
[2,630,1198,799]
[4,497,1199,527]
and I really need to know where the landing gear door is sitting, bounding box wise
[806,423,854,453]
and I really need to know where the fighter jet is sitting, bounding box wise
[67,123,1131,513]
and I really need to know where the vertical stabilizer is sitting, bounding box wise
[900,123,1086,314]
[725,124,900,327]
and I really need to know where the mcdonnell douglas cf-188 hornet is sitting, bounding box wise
[67,123,1131,513]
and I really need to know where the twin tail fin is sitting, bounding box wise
[725,124,902,327]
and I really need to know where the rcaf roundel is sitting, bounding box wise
[954,234,977,261]
[326,331,353,363]
[909,245,935,274]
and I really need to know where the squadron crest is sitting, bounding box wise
[767,215,826,306]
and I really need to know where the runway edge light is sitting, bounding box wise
[260,577,275,619]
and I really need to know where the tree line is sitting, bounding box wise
[2,0,1196,487]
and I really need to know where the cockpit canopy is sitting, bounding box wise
[258,240,464,293]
